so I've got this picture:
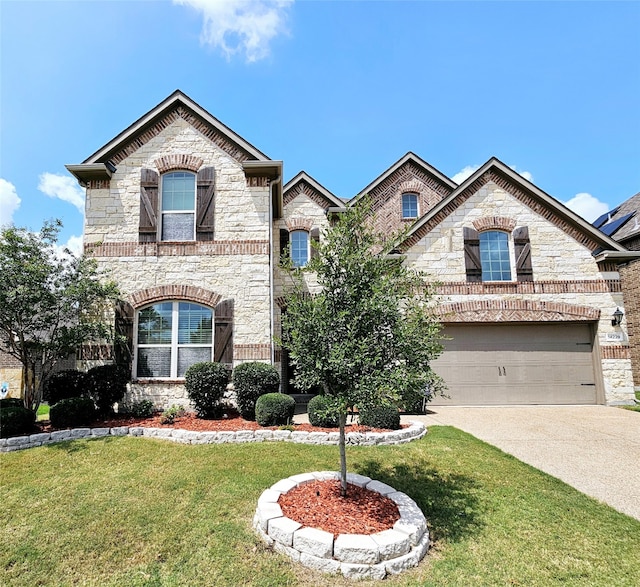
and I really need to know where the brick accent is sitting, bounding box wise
[472,216,517,232]
[436,279,621,295]
[620,258,640,387]
[86,179,110,189]
[600,346,631,359]
[154,154,204,173]
[85,240,270,257]
[247,177,270,187]
[286,218,314,232]
[435,299,600,322]
[129,285,222,309]
[0,349,21,368]
[283,179,338,210]
[234,344,271,360]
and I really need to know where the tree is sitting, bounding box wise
[0,220,120,412]
[280,201,445,496]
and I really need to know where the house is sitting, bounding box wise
[66,90,638,408]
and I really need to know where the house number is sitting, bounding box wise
[498,366,507,377]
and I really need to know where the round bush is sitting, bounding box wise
[0,406,36,438]
[85,364,129,415]
[232,362,280,420]
[185,362,229,418]
[358,403,401,430]
[0,398,24,409]
[44,369,88,405]
[49,397,96,429]
[307,394,340,428]
[255,393,296,427]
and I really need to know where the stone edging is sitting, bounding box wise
[0,421,426,453]
[253,471,430,580]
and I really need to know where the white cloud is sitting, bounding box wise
[38,172,85,214]
[175,0,293,62]
[562,192,609,223]
[451,165,480,184]
[510,165,533,183]
[57,234,84,259]
[0,178,21,226]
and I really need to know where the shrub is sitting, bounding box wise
[0,398,24,409]
[307,394,340,428]
[255,393,295,426]
[232,362,280,420]
[358,403,401,430]
[44,369,87,405]
[122,399,155,418]
[160,404,185,425]
[0,406,36,438]
[49,397,96,429]
[185,362,229,418]
[85,364,129,415]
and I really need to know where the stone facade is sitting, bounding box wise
[619,259,640,391]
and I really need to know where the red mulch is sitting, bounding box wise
[279,479,400,538]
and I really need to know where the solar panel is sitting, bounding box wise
[600,212,635,236]
[593,208,619,229]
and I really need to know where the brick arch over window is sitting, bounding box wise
[472,216,518,232]
[435,300,600,323]
[398,179,441,211]
[154,154,204,174]
[286,218,314,232]
[129,285,222,309]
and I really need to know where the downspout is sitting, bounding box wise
[269,174,281,368]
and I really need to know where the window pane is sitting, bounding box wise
[291,230,309,267]
[402,194,418,218]
[178,303,213,344]
[480,231,511,281]
[162,172,195,211]
[178,347,212,377]
[137,347,171,378]
[138,303,173,344]
[162,213,194,241]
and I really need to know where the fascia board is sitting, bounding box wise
[284,171,345,208]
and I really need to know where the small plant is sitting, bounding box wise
[0,405,36,438]
[49,397,96,429]
[307,394,340,428]
[44,369,88,405]
[232,361,280,420]
[160,405,185,425]
[85,364,129,415]
[123,399,155,418]
[255,393,295,427]
[277,424,295,431]
[185,362,229,418]
[358,402,401,430]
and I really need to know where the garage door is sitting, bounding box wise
[430,323,598,405]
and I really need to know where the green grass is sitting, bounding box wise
[2,427,639,586]
[621,391,640,412]
[36,403,49,421]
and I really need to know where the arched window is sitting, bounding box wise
[136,301,213,378]
[161,171,196,241]
[290,230,309,267]
[401,193,419,219]
[479,231,512,281]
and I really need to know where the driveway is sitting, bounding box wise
[404,406,640,521]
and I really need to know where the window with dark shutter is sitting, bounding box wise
[513,226,533,282]
[310,227,320,260]
[114,301,134,373]
[139,169,159,242]
[463,227,482,282]
[196,167,215,241]
[280,228,290,264]
[214,299,234,365]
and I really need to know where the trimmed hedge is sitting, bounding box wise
[232,362,280,420]
[44,369,88,405]
[307,395,340,428]
[49,397,96,429]
[0,398,24,409]
[255,393,295,427]
[85,365,129,415]
[358,403,401,430]
[185,362,229,419]
[0,406,36,438]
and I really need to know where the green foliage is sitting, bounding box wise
[0,406,36,438]
[184,362,229,418]
[307,394,340,428]
[0,398,24,409]
[49,397,96,429]
[123,399,155,418]
[85,364,129,416]
[254,393,295,426]
[44,369,88,405]
[0,220,120,412]
[160,405,185,425]
[357,403,401,430]
[232,361,280,420]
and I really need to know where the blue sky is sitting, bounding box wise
[1,0,639,254]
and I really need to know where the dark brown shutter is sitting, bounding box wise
[463,227,482,282]
[114,301,134,374]
[310,228,320,260]
[196,167,215,241]
[514,226,533,282]
[214,299,233,365]
[280,228,290,263]
[139,169,159,242]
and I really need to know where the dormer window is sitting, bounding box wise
[402,193,418,219]
[161,171,196,241]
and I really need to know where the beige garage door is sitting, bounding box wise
[431,323,598,405]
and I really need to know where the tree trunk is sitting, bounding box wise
[339,410,348,497]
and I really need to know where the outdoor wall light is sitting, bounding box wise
[611,307,624,327]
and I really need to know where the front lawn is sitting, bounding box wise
[2,427,638,586]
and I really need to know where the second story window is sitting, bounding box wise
[161,172,196,241]
[402,193,418,219]
[480,231,512,281]
[290,230,309,267]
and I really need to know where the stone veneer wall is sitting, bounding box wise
[619,258,640,391]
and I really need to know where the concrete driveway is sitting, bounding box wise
[404,406,640,521]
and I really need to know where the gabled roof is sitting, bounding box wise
[597,191,640,243]
[283,171,345,210]
[400,157,628,254]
